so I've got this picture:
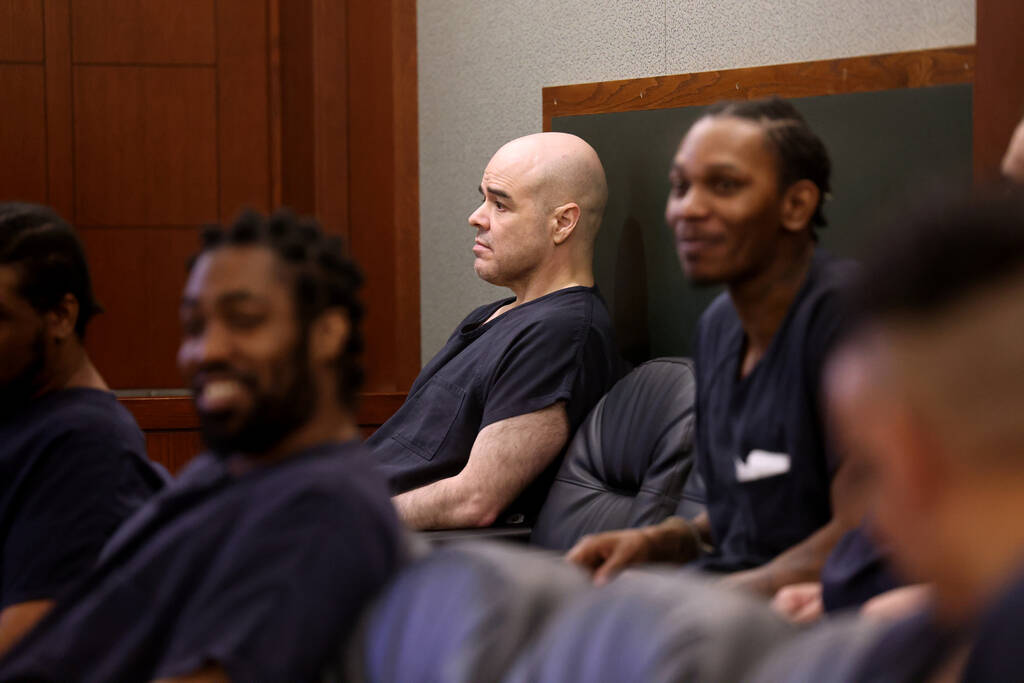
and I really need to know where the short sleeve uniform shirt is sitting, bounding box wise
[0,388,168,609]
[0,441,406,682]
[694,249,856,572]
[367,286,622,522]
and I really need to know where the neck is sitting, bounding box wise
[34,342,108,399]
[728,240,814,373]
[507,257,594,308]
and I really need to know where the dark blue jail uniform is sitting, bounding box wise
[1,387,167,610]
[694,249,856,572]
[821,524,903,612]
[962,567,1024,682]
[0,441,405,682]
[367,286,622,523]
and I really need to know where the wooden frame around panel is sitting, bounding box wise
[542,45,975,132]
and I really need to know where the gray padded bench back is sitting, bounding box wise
[532,357,699,550]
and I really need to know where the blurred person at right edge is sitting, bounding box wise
[749,189,1024,682]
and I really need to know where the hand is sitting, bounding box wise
[860,584,933,621]
[565,528,657,586]
[770,582,825,624]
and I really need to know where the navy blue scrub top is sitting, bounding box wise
[368,286,622,523]
[0,387,168,610]
[0,440,405,682]
[693,250,856,572]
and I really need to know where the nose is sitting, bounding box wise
[177,322,230,379]
[666,185,708,226]
[468,201,488,230]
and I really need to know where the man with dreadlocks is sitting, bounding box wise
[568,97,860,599]
[0,210,406,682]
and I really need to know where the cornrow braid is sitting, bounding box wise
[191,208,365,409]
[705,97,833,230]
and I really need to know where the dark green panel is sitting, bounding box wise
[553,84,973,363]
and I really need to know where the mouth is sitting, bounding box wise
[194,377,249,414]
[472,240,492,255]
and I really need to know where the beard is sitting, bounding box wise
[0,328,46,420]
[197,331,318,459]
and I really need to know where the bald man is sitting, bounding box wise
[1003,114,1024,183]
[367,133,622,530]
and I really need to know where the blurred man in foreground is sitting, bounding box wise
[751,192,1024,681]
[1,211,405,681]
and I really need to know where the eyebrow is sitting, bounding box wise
[478,184,511,200]
[180,290,264,310]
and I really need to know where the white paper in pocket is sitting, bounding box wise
[735,450,791,482]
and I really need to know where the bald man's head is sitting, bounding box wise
[469,133,607,291]
[490,133,607,246]
[1003,116,1024,184]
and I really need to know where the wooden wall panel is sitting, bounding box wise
[43,0,73,218]
[974,0,1024,182]
[216,0,271,219]
[73,66,218,226]
[0,0,43,62]
[145,430,203,475]
[71,0,216,65]
[81,227,198,388]
[312,0,349,238]
[0,65,47,203]
[124,393,407,474]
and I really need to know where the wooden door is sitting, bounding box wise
[0,0,419,472]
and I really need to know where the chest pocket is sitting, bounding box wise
[392,378,467,462]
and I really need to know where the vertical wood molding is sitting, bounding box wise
[312,0,350,239]
[974,0,1024,182]
[267,0,283,208]
[43,0,73,218]
[391,0,421,388]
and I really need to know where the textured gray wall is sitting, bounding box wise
[417,0,975,365]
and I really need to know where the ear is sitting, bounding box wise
[780,179,820,234]
[310,308,350,365]
[44,293,80,343]
[551,202,581,245]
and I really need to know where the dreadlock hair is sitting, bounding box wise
[704,96,833,230]
[0,202,103,338]
[191,208,366,409]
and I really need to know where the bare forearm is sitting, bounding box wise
[0,600,53,658]
[393,476,499,530]
[730,518,847,597]
[644,512,710,564]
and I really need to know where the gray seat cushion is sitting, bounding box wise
[344,541,591,682]
[504,568,796,683]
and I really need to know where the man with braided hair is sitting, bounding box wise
[0,210,406,682]
[569,98,859,597]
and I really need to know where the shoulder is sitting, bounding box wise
[516,287,610,337]
[250,442,397,523]
[23,389,146,456]
[696,291,738,345]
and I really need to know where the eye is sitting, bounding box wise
[711,177,741,194]
[494,200,505,211]
[180,315,204,337]
[224,311,266,331]
[668,177,689,197]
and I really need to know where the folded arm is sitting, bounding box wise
[394,402,569,529]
